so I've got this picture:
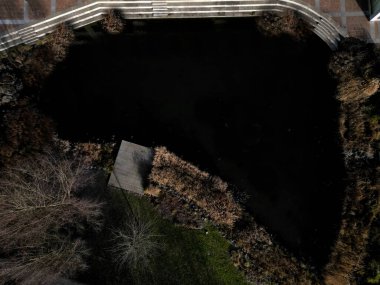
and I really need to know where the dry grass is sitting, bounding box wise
[337,78,379,103]
[148,147,242,227]
[329,39,379,103]
[323,41,380,285]
[231,218,318,285]
[146,148,318,282]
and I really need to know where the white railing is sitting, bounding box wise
[0,0,345,51]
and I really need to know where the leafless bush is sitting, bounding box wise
[0,239,88,285]
[101,10,124,34]
[0,153,103,284]
[148,147,242,227]
[109,210,160,271]
[256,10,310,40]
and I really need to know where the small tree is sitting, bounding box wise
[0,152,103,285]
[109,209,161,272]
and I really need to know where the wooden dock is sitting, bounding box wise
[108,140,153,195]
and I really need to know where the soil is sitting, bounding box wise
[38,17,345,266]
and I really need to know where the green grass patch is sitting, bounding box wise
[122,192,247,285]
[79,187,248,285]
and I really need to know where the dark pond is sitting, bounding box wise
[39,18,345,267]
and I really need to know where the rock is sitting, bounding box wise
[1,95,13,104]
[0,69,22,106]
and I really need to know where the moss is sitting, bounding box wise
[367,271,380,284]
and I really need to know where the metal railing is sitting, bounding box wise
[0,0,345,51]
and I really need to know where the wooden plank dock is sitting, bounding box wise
[108,140,153,195]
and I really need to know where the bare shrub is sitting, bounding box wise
[101,10,124,34]
[256,10,310,40]
[0,239,88,285]
[109,210,160,271]
[148,147,242,227]
[0,153,103,284]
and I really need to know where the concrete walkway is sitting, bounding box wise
[108,140,153,195]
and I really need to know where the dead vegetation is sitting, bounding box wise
[231,218,318,285]
[53,138,116,171]
[329,38,379,103]
[0,240,89,285]
[21,23,74,88]
[0,153,103,285]
[0,23,73,90]
[101,10,124,34]
[146,186,207,229]
[147,146,242,228]
[323,39,380,285]
[0,100,55,165]
[46,23,75,62]
[255,10,310,40]
[145,147,319,283]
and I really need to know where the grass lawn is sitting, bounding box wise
[79,187,248,285]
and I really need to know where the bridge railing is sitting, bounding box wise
[0,0,346,52]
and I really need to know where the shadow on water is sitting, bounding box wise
[39,18,346,267]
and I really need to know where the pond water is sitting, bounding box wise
[39,18,346,266]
